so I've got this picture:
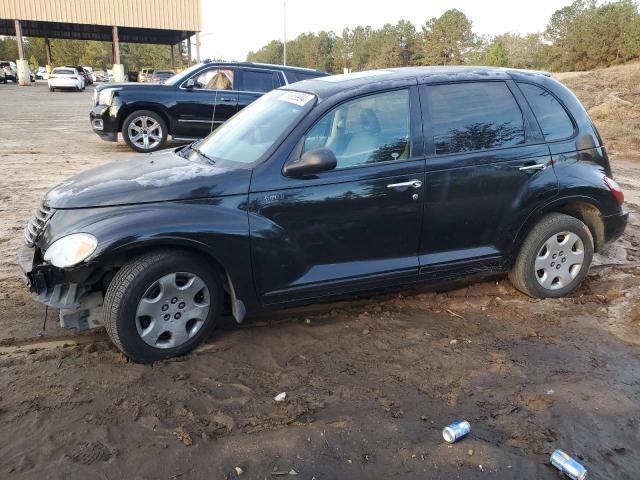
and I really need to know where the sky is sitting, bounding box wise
[198,0,575,62]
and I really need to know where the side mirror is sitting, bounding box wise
[185,77,197,89]
[284,148,337,177]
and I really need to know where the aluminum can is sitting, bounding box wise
[550,450,587,480]
[442,420,470,443]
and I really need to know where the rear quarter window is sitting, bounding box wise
[285,71,325,83]
[518,83,575,142]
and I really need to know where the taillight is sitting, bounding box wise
[604,176,624,204]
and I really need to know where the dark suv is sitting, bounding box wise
[90,61,329,153]
[22,67,627,362]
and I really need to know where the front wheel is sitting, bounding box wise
[122,110,167,153]
[509,213,594,298]
[104,250,222,363]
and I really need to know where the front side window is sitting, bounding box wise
[192,69,234,90]
[518,83,575,141]
[303,89,410,169]
[195,90,316,166]
[427,82,525,155]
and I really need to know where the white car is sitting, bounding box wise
[48,67,85,92]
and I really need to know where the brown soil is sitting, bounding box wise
[0,74,639,479]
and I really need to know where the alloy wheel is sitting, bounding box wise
[127,115,163,151]
[135,272,210,349]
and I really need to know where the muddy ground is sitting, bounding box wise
[0,80,639,480]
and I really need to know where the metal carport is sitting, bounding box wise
[0,0,202,84]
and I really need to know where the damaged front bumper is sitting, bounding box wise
[19,245,104,332]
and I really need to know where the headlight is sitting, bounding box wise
[98,88,117,106]
[44,233,97,268]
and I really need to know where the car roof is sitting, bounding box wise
[283,66,552,99]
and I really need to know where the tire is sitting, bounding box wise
[49,86,54,92]
[509,213,594,298]
[104,250,222,363]
[122,109,168,153]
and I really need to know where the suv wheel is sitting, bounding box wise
[104,250,222,363]
[509,213,594,298]
[122,110,167,153]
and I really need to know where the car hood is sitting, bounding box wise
[45,149,252,209]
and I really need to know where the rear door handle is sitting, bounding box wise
[387,180,423,189]
[519,163,547,172]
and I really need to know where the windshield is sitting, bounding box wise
[163,63,204,86]
[193,89,316,166]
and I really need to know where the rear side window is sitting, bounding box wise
[518,83,574,141]
[242,70,278,93]
[427,82,525,155]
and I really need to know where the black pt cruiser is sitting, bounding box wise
[22,67,628,363]
[89,61,328,153]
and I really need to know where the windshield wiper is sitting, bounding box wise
[192,146,215,164]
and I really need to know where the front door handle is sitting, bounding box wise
[387,180,423,189]
[519,163,547,172]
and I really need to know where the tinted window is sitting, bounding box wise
[518,83,574,141]
[193,69,234,90]
[286,71,324,83]
[242,70,279,93]
[304,89,410,169]
[428,82,525,154]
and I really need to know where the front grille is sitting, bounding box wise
[24,202,54,247]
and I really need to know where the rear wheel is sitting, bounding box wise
[104,250,222,363]
[509,213,594,298]
[49,86,54,92]
[122,110,167,153]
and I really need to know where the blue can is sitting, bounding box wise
[550,450,587,480]
[442,420,471,443]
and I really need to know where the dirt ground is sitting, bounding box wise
[0,76,639,480]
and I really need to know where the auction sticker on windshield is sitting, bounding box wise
[279,91,314,106]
